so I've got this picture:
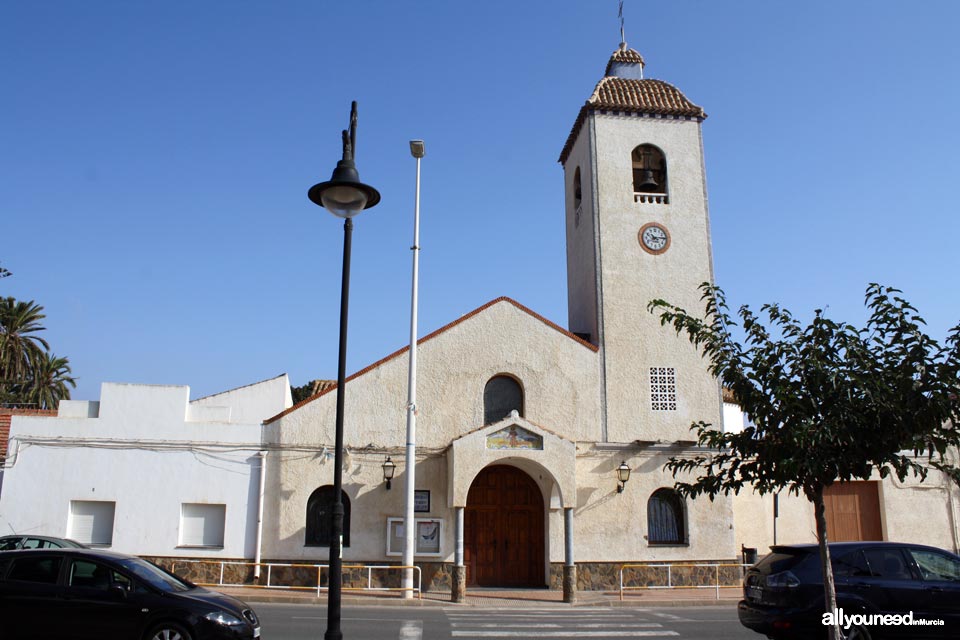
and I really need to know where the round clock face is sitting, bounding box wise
[639,223,670,254]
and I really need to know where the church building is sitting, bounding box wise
[261,43,737,599]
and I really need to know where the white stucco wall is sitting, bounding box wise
[564,121,600,345]
[0,376,290,558]
[589,112,722,446]
[574,445,736,562]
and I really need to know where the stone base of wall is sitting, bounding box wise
[147,557,455,593]
[148,557,740,593]
[549,560,741,592]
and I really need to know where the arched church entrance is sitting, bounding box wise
[464,464,545,587]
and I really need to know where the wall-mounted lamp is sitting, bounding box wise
[382,456,397,490]
[616,461,631,493]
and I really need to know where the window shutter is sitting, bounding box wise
[68,501,116,546]
[179,504,225,547]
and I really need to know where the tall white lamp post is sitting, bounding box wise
[402,139,424,598]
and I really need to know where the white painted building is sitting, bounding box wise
[3,43,956,601]
[0,375,291,559]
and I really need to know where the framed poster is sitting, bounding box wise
[414,490,430,513]
[386,517,443,557]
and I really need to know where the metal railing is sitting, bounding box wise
[170,560,422,599]
[619,562,748,600]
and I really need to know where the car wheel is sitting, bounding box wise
[144,622,193,640]
[843,624,872,640]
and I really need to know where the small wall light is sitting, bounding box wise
[616,461,631,493]
[382,456,397,490]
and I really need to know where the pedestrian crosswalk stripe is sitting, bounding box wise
[446,614,636,619]
[451,623,663,629]
[398,620,422,640]
[450,632,679,638]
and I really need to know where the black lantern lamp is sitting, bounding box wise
[382,456,396,490]
[308,101,381,217]
[308,101,380,640]
[616,461,631,493]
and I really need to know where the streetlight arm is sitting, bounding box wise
[349,101,358,160]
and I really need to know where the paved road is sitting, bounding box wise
[255,603,760,639]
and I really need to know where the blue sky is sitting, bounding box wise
[3,1,959,402]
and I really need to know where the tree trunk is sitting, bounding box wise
[813,487,841,640]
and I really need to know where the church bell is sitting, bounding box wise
[636,169,658,191]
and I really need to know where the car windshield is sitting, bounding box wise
[0,538,21,551]
[116,558,192,593]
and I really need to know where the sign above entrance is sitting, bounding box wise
[486,425,543,450]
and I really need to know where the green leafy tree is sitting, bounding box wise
[291,381,315,405]
[649,284,960,640]
[0,297,50,390]
[0,297,76,409]
[291,379,336,405]
[24,352,77,410]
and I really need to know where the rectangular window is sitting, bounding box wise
[650,367,677,411]
[179,503,226,548]
[68,500,116,546]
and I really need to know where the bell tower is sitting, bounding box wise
[560,44,722,443]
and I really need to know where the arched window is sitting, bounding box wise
[632,144,667,195]
[647,488,685,544]
[484,375,524,425]
[305,486,350,547]
[573,167,583,227]
[573,167,582,210]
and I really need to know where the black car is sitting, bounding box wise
[0,548,261,640]
[738,541,960,639]
[0,534,87,550]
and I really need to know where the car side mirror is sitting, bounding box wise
[109,583,130,599]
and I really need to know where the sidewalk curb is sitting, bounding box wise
[221,588,741,609]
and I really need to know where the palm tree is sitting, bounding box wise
[0,297,50,387]
[24,352,76,410]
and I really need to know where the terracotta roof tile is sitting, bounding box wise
[559,46,706,164]
[604,46,645,75]
[589,77,705,118]
[559,77,706,163]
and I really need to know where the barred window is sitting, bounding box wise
[650,367,677,411]
[647,488,686,544]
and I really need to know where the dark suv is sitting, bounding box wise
[0,548,261,639]
[738,542,960,639]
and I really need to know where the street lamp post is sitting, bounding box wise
[308,101,380,640]
[402,139,424,599]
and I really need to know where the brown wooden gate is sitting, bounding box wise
[465,465,545,587]
[823,481,883,541]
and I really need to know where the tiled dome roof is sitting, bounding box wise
[559,46,706,163]
[587,77,705,118]
[604,45,645,75]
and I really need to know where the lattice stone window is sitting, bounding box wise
[650,367,677,411]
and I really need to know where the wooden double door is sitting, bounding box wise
[465,465,545,587]
[823,481,883,541]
